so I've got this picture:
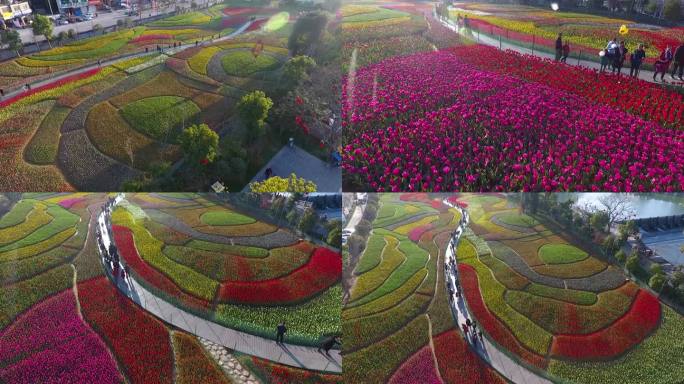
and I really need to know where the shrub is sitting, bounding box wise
[649,273,666,291]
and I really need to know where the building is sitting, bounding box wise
[1,1,32,28]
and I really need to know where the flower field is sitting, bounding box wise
[449,2,684,64]
[111,193,342,346]
[0,2,304,191]
[342,46,684,192]
[453,193,684,383]
[343,193,505,383]
[0,193,341,383]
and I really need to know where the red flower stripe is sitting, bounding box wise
[217,247,341,305]
[408,223,434,242]
[0,67,102,108]
[458,263,548,369]
[78,276,174,384]
[550,289,661,360]
[130,34,173,43]
[112,225,210,310]
[433,329,506,384]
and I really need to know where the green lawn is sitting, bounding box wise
[220,51,281,77]
[120,96,200,143]
[200,210,256,226]
[496,212,539,228]
[538,243,588,264]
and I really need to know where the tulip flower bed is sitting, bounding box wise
[0,68,102,109]
[432,330,506,384]
[343,47,684,191]
[214,284,342,346]
[163,240,314,282]
[387,344,442,384]
[173,332,231,384]
[350,235,404,301]
[550,289,661,360]
[347,234,428,307]
[217,247,342,305]
[78,276,175,384]
[449,45,683,128]
[0,289,124,384]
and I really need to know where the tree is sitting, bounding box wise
[650,263,663,276]
[672,267,684,287]
[663,0,682,21]
[298,208,316,233]
[67,29,76,40]
[56,31,67,46]
[626,254,639,274]
[355,219,371,237]
[649,273,666,292]
[615,250,627,264]
[237,90,273,138]
[282,55,316,86]
[1,30,22,56]
[363,205,377,223]
[602,235,618,256]
[178,123,219,166]
[116,19,124,30]
[93,24,103,35]
[327,226,341,248]
[249,173,317,193]
[586,194,634,232]
[288,11,328,56]
[590,211,610,233]
[33,14,54,49]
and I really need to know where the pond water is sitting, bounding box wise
[557,193,684,219]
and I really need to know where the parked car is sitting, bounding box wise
[82,13,94,21]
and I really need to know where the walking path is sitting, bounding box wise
[95,195,341,373]
[1,20,253,101]
[441,199,554,384]
[437,13,680,86]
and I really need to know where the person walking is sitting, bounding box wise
[462,323,469,338]
[601,38,616,73]
[555,33,563,61]
[276,321,287,344]
[318,336,341,355]
[630,43,646,78]
[560,41,570,63]
[613,41,627,75]
[671,42,684,81]
[653,46,673,82]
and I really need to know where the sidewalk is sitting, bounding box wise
[438,14,680,86]
[441,199,553,384]
[96,196,342,374]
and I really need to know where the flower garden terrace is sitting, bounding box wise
[0,193,343,384]
[0,2,282,91]
[341,45,684,192]
[0,2,336,192]
[451,193,683,384]
[448,2,684,68]
[342,193,506,384]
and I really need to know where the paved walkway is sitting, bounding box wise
[243,144,342,193]
[1,19,253,101]
[437,13,680,86]
[441,199,554,384]
[96,196,341,373]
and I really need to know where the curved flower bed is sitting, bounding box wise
[0,289,123,384]
[458,262,548,368]
[79,276,175,384]
[217,247,342,305]
[342,49,684,192]
[113,224,212,309]
[550,289,661,360]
